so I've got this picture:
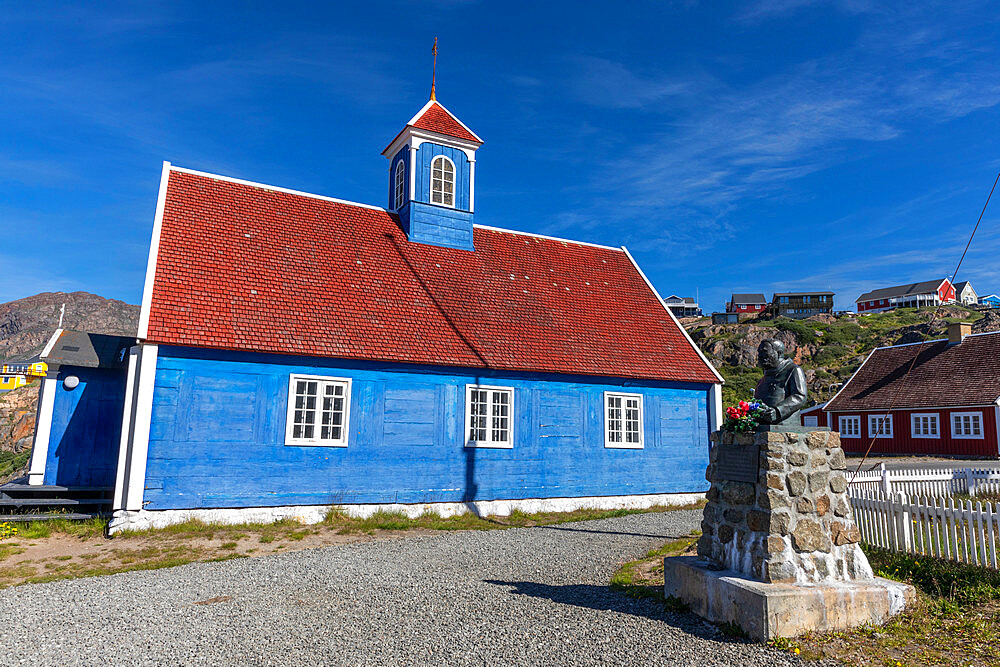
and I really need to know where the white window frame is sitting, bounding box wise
[464,384,514,449]
[910,413,940,439]
[868,414,893,439]
[839,415,861,438]
[430,155,456,208]
[285,374,352,447]
[951,411,984,439]
[604,391,644,449]
[803,415,818,427]
[393,159,406,210]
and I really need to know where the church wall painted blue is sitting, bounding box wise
[140,346,712,510]
[413,142,471,210]
[44,366,126,487]
[389,142,475,250]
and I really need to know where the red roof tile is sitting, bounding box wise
[826,332,1000,411]
[145,170,719,383]
[410,102,480,143]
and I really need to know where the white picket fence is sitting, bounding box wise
[848,463,1000,497]
[849,490,1000,568]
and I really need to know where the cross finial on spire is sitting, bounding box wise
[430,37,438,101]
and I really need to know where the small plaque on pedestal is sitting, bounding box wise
[715,443,759,483]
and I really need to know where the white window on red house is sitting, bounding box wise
[605,392,644,448]
[869,414,893,438]
[839,415,861,437]
[911,413,939,438]
[951,412,983,439]
[465,385,513,448]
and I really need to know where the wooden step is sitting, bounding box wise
[0,483,113,494]
[0,498,97,508]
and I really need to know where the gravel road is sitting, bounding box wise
[0,510,806,666]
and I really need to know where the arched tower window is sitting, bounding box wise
[430,155,455,207]
[394,160,406,210]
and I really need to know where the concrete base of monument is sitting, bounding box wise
[663,556,915,641]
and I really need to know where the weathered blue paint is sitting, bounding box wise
[413,142,471,211]
[142,346,712,510]
[388,146,408,210]
[400,202,474,251]
[392,141,476,251]
[44,366,127,487]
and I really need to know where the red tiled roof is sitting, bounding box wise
[825,333,1000,411]
[410,102,480,143]
[145,169,719,384]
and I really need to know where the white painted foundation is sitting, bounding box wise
[107,492,705,534]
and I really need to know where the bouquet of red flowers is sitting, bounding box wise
[722,400,767,433]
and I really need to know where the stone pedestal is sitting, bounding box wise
[699,428,869,583]
[663,557,914,641]
[663,428,914,639]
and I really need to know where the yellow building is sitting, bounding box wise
[0,358,47,392]
[0,374,28,392]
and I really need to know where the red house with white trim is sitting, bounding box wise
[727,293,767,315]
[825,323,1000,457]
[856,279,955,314]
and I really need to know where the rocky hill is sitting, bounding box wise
[0,292,138,483]
[683,306,1000,407]
[0,291,138,363]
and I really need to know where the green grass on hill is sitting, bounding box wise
[714,307,984,405]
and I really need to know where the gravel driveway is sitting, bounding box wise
[0,510,805,666]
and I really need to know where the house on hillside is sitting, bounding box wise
[727,293,767,315]
[954,281,977,306]
[23,93,724,529]
[855,279,955,314]
[979,294,1000,309]
[664,295,702,318]
[0,357,47,393]
[825,323,1000,457]
[772,292,834,319]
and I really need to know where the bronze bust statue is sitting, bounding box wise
[754,339,808,425]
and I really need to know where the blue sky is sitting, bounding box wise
[2,1,999,312]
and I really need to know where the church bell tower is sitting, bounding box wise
[381,40,483,251]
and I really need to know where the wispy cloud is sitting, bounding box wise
[737,0,874,22]
[544,1,1000,255]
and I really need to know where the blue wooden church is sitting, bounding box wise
[24,93,723,530]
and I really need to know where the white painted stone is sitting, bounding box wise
[107,492,705,534]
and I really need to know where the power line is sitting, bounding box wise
[847,171,1000,484]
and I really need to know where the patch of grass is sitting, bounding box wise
[0,543,25,561]
[219,542,238,549]
[609,531,700,602]
[15,517,106,540]
[323,502,706,536]
[796,546,1000,665]
[866,546,1000,605]
[0,449,31,482]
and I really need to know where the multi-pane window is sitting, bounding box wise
[605,392,644,448]
[869,414,893,438]
[951,412,983,439]
[430,155,455,207]
[465,385,513,448]
[911,413,939,438]
[285,375,351,446]
[394,160,406,210]
[839,415,861,437]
